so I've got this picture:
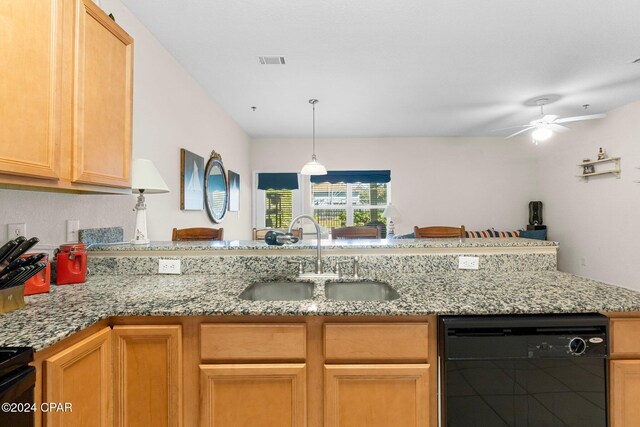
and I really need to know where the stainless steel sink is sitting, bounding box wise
[239,281,314,301]
[324,281,400,301]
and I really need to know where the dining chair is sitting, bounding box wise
[331,226,381,239]
[171,227,224,241]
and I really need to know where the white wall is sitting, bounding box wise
[251,137,541,235]
[536,101,640,290]
[0,0,252,247]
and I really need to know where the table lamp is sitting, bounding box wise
[131,159,170,244]
[382,203,400,237]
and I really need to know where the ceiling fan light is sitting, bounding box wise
[301,155,327,175]
[531,127,553,142]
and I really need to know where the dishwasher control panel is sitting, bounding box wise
[527,334,607,358]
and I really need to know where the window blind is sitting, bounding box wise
[310,170,391,184]
[257,173,299,190]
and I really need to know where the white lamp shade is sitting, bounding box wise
[131,159,170,193]
[300,156,327,176]
[382,203,400,218]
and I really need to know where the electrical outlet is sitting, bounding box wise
[66,220,80,243]
[458,256,480,270]
[7,223,26,238]
[158,259,181,275]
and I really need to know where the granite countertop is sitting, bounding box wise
[88,237,557,252]
[1,270,638,351]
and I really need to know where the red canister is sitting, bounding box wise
[21,253,51,295]
[55,243,87,285]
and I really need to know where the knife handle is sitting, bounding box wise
[3,237,39,266]
[0,267,26,289]
[0,257,27,279]
[0,239,19,264]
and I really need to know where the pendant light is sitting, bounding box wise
[301,99,327,175]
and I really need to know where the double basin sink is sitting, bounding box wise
[239,280,400,302]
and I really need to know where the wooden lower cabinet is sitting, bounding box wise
[611,359,640,426]
[35,316,437,427]
[113,325,183,427]
[199,364,307,427]
[44,327,112,427]
[608,315,640,427]
[324,364,430,427]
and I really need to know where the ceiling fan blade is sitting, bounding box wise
[555,113,606,124]
[548,124,570,133]
[541,115,558,123]
[491,125,531,132]
[505,126,534,139]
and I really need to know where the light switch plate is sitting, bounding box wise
[458,256,480,270]
[158,259,181,274]
[7,223,26,238]
[66,220,80,243]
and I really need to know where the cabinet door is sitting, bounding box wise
[44,327,112,427]
[611,360,640,427]
[325,364,430,427]
[200,364,306,427]
[113,325,182,427]
[72,0,132,188]
[0,0,62,180]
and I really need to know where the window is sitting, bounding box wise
[311,182,389,229]
[265,189,294,228]
[254,173,302,230]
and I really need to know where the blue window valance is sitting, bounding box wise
[310,170,391,184]
[257,173,299,190]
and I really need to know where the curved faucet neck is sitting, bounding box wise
[289,214,323,274]
[289,214,321,235]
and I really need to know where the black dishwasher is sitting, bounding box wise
[441,314,608,427]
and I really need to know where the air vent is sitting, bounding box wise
[258,56,286,65]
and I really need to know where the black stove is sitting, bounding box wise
[0,347,35,427]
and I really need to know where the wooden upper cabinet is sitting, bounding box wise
[0,0,63,180]
[44,327,112,427]
[0,0,132,192]
[72,0,133,188]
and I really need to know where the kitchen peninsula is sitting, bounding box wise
[2,238,640,427]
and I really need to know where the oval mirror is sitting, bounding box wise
[204,150,228,223]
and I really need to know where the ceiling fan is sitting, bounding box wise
[505,98,606,142]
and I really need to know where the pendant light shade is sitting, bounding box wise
[301,154,327,175]
[301,99,327,176]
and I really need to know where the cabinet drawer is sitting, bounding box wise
[611,318,640,357]
[200,324,306,361]
[324,323,429,362]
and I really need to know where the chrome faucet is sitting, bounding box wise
[288,214,324,274]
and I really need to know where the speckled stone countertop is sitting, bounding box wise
[88,237,557,252]
[1,270,638,351]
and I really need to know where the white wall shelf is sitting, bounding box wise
[576,157,620,181]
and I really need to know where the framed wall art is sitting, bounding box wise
[180,148,205,210]
[228,170,240,212]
